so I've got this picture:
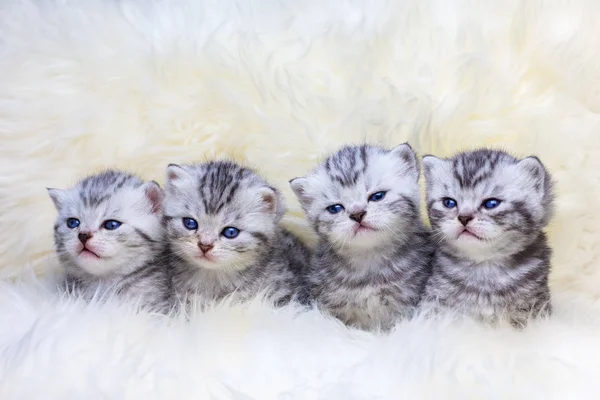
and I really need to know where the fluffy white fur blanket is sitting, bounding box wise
[1,0,600,398]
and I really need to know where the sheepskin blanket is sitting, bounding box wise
[1,0,600,398]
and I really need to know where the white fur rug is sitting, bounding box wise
[1,0,600,398]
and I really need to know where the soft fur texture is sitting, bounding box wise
[165,161,309,306]
[422,150,554,326]
[291,144,432,330]
[1,0,600,397]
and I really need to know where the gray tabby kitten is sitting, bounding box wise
[422,149,554,327]
[290,144,433,331]
[164,161,310,307]
[48,170,172,311]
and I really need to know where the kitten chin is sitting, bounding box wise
[291,143,433,331]
[422,149,555,326]
[164,161,310,308]
[48,169,172,312]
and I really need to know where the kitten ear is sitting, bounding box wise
[47,188,65,210]
[390,143,419,181]
[289,177,312,207]
[165,164,191,194]
[166,164,188,182]
[516,156,550,197]
[258,186,285,219]
[421,155,447,179]
[143,181,164,214]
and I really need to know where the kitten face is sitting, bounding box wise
[423,149,554,261]
[48,170,164,277]
[164,161,284,271]
[290,144,421,250]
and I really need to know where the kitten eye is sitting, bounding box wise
[368,191,387,202]
[182,217,198,230]
[66,218,80,229]
[442,198,457,209]
[103,220,122,230]
[222,226,240,239]
[482,198,501,209]
[326,204,344,214]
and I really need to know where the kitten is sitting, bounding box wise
[421,149,555,327]
[48,170,172,311]
[290,144,433,331]
[164,161,310,308]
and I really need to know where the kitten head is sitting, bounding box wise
[290,144,421,251]
[423,149,554,261]
[48,170,164,277]
[164,161,284,272]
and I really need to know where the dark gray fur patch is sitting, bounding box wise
[77,170,143,208]
[195,161,248,215]
[321,145,386,187]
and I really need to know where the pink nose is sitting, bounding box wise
[458,215,473,226]
[78,233,92,244]
[198,243,214,254]
[349,211,366,223]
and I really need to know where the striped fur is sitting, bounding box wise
[291,144,433,331]
[164,161,310,307]
[422,149,555,327]
[48,170,171,312]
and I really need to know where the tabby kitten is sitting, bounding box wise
[164,161,310,307]
[422,149,555,327]
[290,144,433,331]
[48,170,172,311]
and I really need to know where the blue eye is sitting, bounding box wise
[368,191,387,202]
[103,220,122,230]
[66,218,80,229]
[442,198,457,209]
[182,217,198,230]
[222,226,240,239]
[483,198,501,209]
[326,204,344,214]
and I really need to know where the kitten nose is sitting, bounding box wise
[78,233,92,244]
[458,215,474,226]
[198,243,214,254]
[349,211,366,223]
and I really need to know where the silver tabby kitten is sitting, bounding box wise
[165,161,310,307]
[48,170,172,311]
[290,144,433,331]
[422,149,555,327]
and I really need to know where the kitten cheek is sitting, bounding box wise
[176,240,199,259]
[479,225,502,241]
[441,222,462,239]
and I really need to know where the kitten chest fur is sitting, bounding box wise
[424,233,551,323]
[310,232,432,330]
